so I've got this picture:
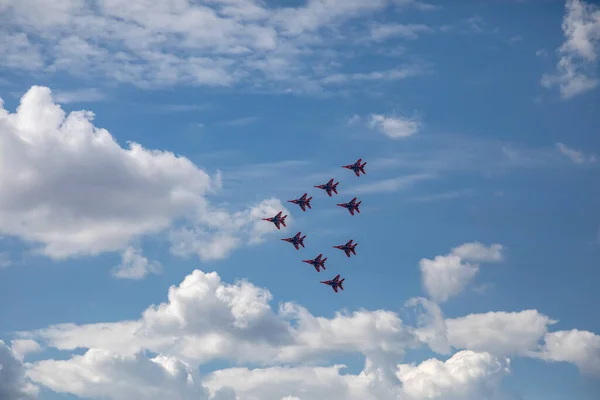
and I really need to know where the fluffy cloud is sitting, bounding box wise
[111,246,163,280]
[27,349,216,400]
[203,350,510,400]
[419,242,504,303]
[368,114,421,139]
[556,142,597,164]
[22,270,419,367]
[397,350,510,400]
[18,268,600,399]
[0,86,286,264]
[0,341,38,399]
[541,0,600,98]
[446,310,557,356]
[9,340,42,361]
[536,329,600,376]
[0,0,431,93]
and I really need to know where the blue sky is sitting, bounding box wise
[1,0,599,399]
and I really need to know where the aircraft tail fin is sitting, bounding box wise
[339,279,345,290]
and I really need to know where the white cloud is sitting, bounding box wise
[52,88,107,104]
[541,0,600,98]
[111,246,163,280]
[419,242,504,303]
[368,113,421,139]
[203,351,512,400]
[17,268,600,398]
[27,349,215,400]
[0,340,39,399]
[446,310,557,356]
[556,142,596,164]
[0,86,284,264]
[9,339,43,361]
[0,0,431,93]
[397,350,510,400]
[535,329,600,376]
[370,23,434,41]
[351,173,435,194]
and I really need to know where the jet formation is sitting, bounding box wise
[262,158,367,293]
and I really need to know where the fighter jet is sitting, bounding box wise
[262,211,287,229]
[302,254,327,272]
[281,232,306,250]
[314,178,339,197]
[337,197,361,216]
[342,158,367,177]
[333,240,357,257]
[321,274,345,293]
[287,193,312,212]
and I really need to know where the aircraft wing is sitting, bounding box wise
[293,243,299,250]
[333,286,338,293]
[349,208,354,216]
[300,203,306,211]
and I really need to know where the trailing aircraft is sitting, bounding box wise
[314,178,339,197]
[281,232,306,250]
[342,158,367,177]
[262,211,287,229]
[333,239,357,257]
[287,193,312,212]
[321,274,345,293]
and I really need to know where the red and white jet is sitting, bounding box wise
[337,197,361,216]
[262,211,287,229]
[333,240,357,257]
[321,274,345,293]
[281,232,306,250]
[302,254,327,272]
[287,193,312,212]
[342,158,367,177]
[314,178,339,197]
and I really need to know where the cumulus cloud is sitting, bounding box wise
[368,114,421,139]
[9,339,43,361]
[397,350,511,400]
[27,349,217,400]
[17,268,600,399]
[111,246,163,280]
[541,0,600,98]
[0,0,430,93]
[0,86,286,265]
[419,242,504,303]
[446,310,557,356]
[535,329,600,376]
[556,142,596,164]
[0,340,38,399]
